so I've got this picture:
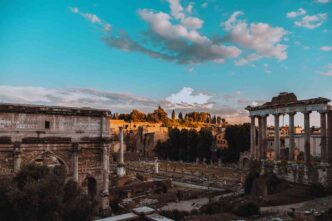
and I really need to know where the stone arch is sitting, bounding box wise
[29,151,70,175]
[82,175,97,198]
[239,151,251,169]
[242,157,250,169]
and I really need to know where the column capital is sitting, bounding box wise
[287,112,296,116]
[302,110,312,115]
[72,142,80,153]
[13,142,21,156]
[101,143,110,151]
[258,114,269,119]
[318,110,327,114]
[273,113,281,117]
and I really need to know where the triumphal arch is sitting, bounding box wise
[246,92,332,185]
[0,103,112,210]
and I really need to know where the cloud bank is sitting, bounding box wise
[70,0,289,66]
[0,85,256,124]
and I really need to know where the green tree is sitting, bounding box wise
[178,112,183,120]
[0,164,97,221]
[171,110,176,121]
[197,128,213,162]
[130,109,146,122]
[222,123,250,163]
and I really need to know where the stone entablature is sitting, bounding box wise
[0,103,111,142]
[246,92,330,113]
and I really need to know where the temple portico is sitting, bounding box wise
[246,92,332,185]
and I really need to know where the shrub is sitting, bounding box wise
[233,201,260,217]
[0,164,97,221]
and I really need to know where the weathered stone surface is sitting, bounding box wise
[0,103,111,209]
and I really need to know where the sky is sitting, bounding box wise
[0,0,331,125]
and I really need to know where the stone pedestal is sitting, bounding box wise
[117,164,126,177]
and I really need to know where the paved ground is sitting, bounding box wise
[161,197,209,212]
[261,195,332,213]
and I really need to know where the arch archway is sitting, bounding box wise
[29,152,69,175]
[242,157,250,169]
[82,176,97,198]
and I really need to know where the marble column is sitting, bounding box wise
[72,143,79,182]
[117,127,126,177]
[257,116,262,160]
[288,112,296,162]
[119,127,124,164]
[250,116,256,159]
[274,114,280,160]
[13,142,21,173]
[327,111,332,164]
[101,143,110,210]
[154,157,159,174]
[261,115,268,160]
[303,111,311,165]
[320,112,327,164]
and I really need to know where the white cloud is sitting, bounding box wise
[315,0,330,3]
[201,2,208,8]
[235,53,262,66]
[69,7,111,32]
[320,63,332,76]
[138,9,208,44]
[286,8,327,30]
[186,3,193,14]
[165,87,214,109]
[82,13,101,24]
[168,0,185,19]
[181,16,204,30]
[286,8,306,18]
[223,11,288,62]
[320,46,332,51]
[134,1,241,64]
[294,13,327,29]
[69,7,79,14]
[0,86,160,112]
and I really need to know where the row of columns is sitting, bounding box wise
[250,111,330,165]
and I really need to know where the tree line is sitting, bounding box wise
[155,128,214,162]
[111,106,225,127]
[155,123,250,164]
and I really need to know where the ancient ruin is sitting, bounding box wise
[246,92,332,184]
[0,103,112,210]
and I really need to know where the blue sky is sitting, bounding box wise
[0,0,331,124]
